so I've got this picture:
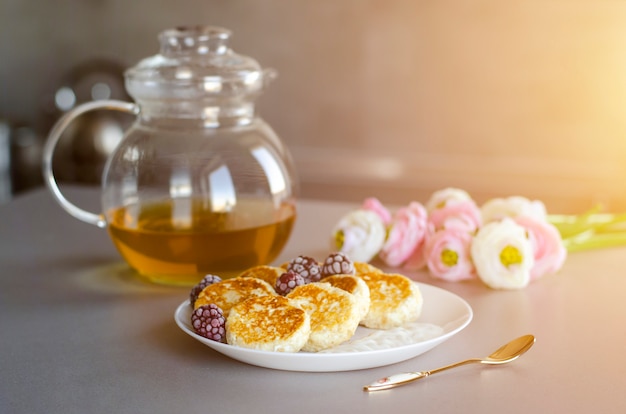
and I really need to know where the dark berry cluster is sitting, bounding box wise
[189,274,222,307]
[286,255,321,283]
[274,252,355,295]
[321,252,355,278]
[274,270,307,295]
[191,304,226,342]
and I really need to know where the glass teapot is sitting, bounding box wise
[43,26,298,286]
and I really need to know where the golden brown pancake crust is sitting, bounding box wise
[354,262,382,275]
[194,277,275,317]
[226,295,310,352]
[321,274,359,293]
[287,283,360,351]
[238,265,283,287]
[357,272,422,329]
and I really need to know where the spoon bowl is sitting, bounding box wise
[482,334,536,364]
[364,334,536,392]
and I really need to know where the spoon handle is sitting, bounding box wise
[363,372,429,391]
[363,359,479,392]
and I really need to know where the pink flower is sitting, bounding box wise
[403,223,435,270]
[362,197,392,225]
[402,240,427,270]
[379,202,428,267]
[514,216,567,280]
[424,229,476,282]
[428,200,482,234]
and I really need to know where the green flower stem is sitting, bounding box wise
[549,211,626,252]
[550,213,626,235]
[563,232,626,252]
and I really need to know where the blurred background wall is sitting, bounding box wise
[2,0,626,213]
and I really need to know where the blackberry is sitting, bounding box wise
[191,304,226,342]
[321,252,355,278]
[275,271,307,295]
[286,255,321,282]
[189,274,222,307]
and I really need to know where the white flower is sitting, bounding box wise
[481,196,547,223]
[471,218,534,289]
[332,209,386,262]
[425,188,473,213]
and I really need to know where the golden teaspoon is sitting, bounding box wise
[364,334,536,392]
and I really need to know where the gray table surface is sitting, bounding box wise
[2,186,626,414]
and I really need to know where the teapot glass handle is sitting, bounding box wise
[42,100,140,228]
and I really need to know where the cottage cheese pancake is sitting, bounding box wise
[238,265,283,287]
[358,272,422,329]
[226,295,310,352]
[194,277,275,317]
[287,283,360,352]
[354,261,383,276]
[321,274,370,322]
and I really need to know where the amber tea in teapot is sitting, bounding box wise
[43,26,298,285]
[107,198,295,285]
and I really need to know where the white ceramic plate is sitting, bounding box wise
[174,282,472,372]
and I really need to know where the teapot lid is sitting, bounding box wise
[125,26,274,101]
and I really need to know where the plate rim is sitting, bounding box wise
[174,281,473,371]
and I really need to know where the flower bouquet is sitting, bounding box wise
[332,188,626,290]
